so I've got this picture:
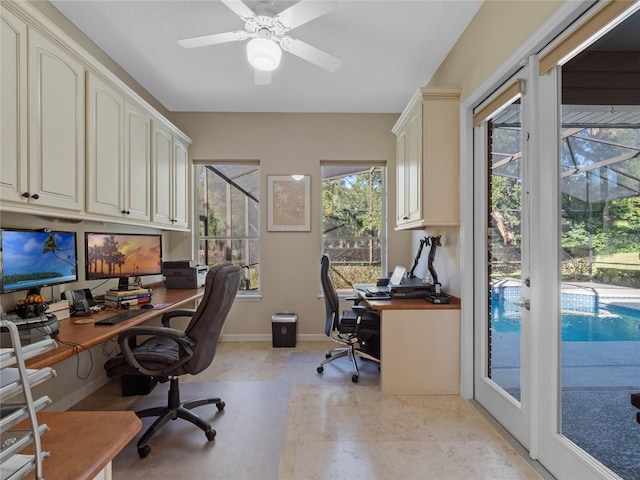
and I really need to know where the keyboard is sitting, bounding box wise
[365,285,390,296]
[94,309,146,326]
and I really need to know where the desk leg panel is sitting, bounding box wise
[380,309,460,395]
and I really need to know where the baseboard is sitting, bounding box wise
[50,374,111,411]
[220,333,327,342]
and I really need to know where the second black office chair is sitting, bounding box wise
[317,254,381,383]
[104,262,241,458]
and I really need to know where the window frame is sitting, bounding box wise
[320,162,387,294]
[194,161,261,296]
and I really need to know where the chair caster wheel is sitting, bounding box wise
[317,366,324,374]
[216,401,225,411]
[205,429,216,441]
[138,445,151,458]
[352,375,359,383]
[325,353,332,359]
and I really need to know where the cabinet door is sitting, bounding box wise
[395,130,408,225]
[86,73,124,217]
[0,8,28,204]
[395,105,422,228]
[151,121,173,226]
[124,100,151,222]
[405,107,422,223]
[28,29,85,211]
[171,138,189,229]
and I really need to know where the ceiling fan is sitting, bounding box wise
[178,0,342,85]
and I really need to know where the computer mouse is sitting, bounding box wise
[141,304,154,309]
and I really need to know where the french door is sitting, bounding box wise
[472,3,640,478]
[473,68,531,448]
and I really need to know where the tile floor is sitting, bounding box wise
[71,341,547,480]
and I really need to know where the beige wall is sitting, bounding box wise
[169,112,410,337]
[407,0,566,297]
[429,0,564,98]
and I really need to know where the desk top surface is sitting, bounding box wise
[18,411,141,480]
[26,286,204,369]
[357,289,461,311]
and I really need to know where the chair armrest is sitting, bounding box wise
[351,305,368,316]
[350,305,368,334]
[161,308,197,327]
[117,326,196,376]
[346,295,364,306]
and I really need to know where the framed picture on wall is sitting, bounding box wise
[267,175,310,231]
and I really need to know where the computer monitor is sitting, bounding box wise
[0,228,79,294]
[84,232,162,290]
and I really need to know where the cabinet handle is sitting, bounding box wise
[22,192,30,198]
[121,210,130,215]
[403,216,409,220]
[31,194,39,200]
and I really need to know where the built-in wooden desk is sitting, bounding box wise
[26,286,204,369]
[360,293,461,395]
[17,411,141,480]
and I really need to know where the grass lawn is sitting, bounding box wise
[595,252,640,270]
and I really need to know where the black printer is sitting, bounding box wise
[162,261,208,289]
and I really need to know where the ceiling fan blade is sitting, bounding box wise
[280,37,342,72]
[178,30,248,49]
[220,0,255,20]
[254,69,271,85]
[275,0,337,30]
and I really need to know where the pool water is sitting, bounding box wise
[491,300,640,342]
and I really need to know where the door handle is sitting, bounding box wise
[514,299,530,310]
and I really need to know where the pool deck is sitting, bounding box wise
[491,280,640,478]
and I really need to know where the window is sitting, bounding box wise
[322,164,385,291]
[196,163,260,293]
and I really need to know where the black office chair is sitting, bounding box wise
[104,262,241,458]
[317,254,381,383]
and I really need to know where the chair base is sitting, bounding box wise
[135,377,225,458]
[317,342,380,383]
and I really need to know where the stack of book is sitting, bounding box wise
[104,288,152,309]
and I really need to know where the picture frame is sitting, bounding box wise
[267,175,311,231]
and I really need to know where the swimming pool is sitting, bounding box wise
[491,287,640,342]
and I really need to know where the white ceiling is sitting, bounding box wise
[50,0,483,113]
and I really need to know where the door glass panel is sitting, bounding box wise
[559,10,640,479]
[487,98,523,402]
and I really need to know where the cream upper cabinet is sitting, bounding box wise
[172,138,189,229]
[3,13,85,213]
[123,100,152,222]
[0,8,28,204]
[2,1,190,228]
[86,72,151,222]
[27,28,85,212]
[393,88,460,230]
[86,72,124,217]
[152,121,189,229]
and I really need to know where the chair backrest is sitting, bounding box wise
[182,262,242,375]
[320,254,340,337]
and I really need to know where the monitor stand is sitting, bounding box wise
[117,276,135,291]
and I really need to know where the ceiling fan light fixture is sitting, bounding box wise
[247,38,281,71]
